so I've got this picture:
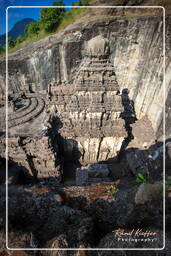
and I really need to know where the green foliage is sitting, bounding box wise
[39,1,66,32]
[106,184,119,199]
[16,35,26,44]
[135,173,147,183]
[8,37,16,48]
[80,0,90,5]
[72,0,90,6]
[71,2,78,6]
[0,45,5,54]
[25,21,40,37]
[57,7,86,31]
[167,180,171,187]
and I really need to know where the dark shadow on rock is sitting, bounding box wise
[8,159,37,185]
[118,88,137,161]
[0,156,37,185]
[106,137,168,183]
[0,157,6,184]
[47,115,82,185]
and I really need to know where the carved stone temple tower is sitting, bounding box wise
[51,35,127,165]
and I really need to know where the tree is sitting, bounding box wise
[39,1,66,32]
[8,37,16,48]
[25,21,40,37]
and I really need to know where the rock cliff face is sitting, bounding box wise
[0,15,170,137]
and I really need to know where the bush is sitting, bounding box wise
[80,0,90,5]
[106,184,119,200]
[136,173,147,183]
[72,0,90,6]
[0,45,5,54]
[16,35,26,44]
[25,21,40,37]
[39,1,66,32]
[8,37,16,48]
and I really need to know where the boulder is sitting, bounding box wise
[135,183,162,205]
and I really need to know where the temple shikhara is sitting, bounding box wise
[49,35,127,163]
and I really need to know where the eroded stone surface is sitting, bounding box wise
[0,35,129,183]
[0,16,169,136]
[49,35,127,165]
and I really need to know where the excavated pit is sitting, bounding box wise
[0,13,169,251]
[0,34,159,186]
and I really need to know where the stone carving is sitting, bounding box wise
[0,35,130,182]
[50,35,127,164]
[87,35,110,57]
[0,92,63,182]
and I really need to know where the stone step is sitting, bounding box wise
[87,177,112,184]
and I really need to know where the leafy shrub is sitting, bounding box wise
[136,173,147,183]
[72,0,90,6]
[80,0,90,5]
[16,35,26,44]
[8,37,16,48]
[0,45,5,54]
[39,1,66,32]
[25,21,40,37]
[106,184,119,199]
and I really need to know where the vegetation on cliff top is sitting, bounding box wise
[0,0,90,56]
[0,0,168,57]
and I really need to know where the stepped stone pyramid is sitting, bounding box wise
[50,35,127,165]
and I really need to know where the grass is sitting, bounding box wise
[56,7,87,31]
[0,30,51,57]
